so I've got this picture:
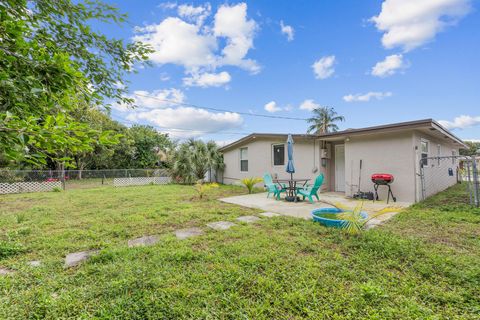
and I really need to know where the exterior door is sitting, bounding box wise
[335,145,345,192]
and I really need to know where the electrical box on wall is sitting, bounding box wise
[320,148,330,159]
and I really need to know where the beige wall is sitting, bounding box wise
[413,131,461,200]
[222,138,325,187]
[222,130,463,203]
[344,132,416,203]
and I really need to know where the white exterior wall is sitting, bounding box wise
[413,131,461,200]
[344,132,416,203]
[222,138,323,186]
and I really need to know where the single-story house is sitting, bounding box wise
[219,119,467,203]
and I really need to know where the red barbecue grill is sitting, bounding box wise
[371,173,396,203]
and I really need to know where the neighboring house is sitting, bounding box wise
[219,119,467,203]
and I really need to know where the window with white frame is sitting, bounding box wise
[240,147,248,172]
[421,140,429,166]
[273,144,285,166]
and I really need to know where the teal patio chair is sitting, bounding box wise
[297,174,324,203]
[263,173,286,200]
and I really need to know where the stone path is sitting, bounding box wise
[12,213,277,273]
[28,260,41,267]
[259,212,280,218]
[236,215,261,223]
[127,235,159,248]
[175,227,204,240]
[207,221,237,230]
[65,250,98,268]
[0,267,14,275]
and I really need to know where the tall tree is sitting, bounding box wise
[128,125,174,168]
[171,140,224,183]
[0,0,152,166]
[460,141,480,156]
[306,107,345,134]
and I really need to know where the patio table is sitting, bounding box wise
[273,178,310,202]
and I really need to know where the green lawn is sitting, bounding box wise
[0,184,479,319]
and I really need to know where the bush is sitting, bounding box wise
[194,182,219,199]
[241,177,263,194]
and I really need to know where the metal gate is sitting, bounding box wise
[419,155,479,207]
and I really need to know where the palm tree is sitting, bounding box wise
[306,106,345,134]
[206,140,225,182]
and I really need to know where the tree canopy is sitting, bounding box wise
[0,0,152,167]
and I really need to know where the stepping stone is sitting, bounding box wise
[0,268,14,275]
[28,260,41,267]
[128,235,159,248]
[65,250,98,268]
[207,221,237,230]
[260,212,281,218]
[175,227,204,240]
[236,215,261,223]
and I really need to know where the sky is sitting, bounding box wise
[100,0,480,144]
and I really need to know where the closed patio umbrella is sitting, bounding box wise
[286,134,295,180]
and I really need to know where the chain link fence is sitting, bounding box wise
[0,169,171,194]
[419,155,479,207]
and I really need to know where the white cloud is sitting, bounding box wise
[213,3,259,73]
[264,101,282,113]
[371,0,471,51]
[133,17,217,69]
[438,115,480,130]
[343,91,392,102]
[113,88,185,111]
[128,107,243,138]
[115,88,243,138]
[299,99,320,111]
[133,3,259,84]
[312,55,335,79]
[183,71,231,87]
[158,2,177,10]
[177,3,211,25]
[280,20,294,41]
[371,54,407,77]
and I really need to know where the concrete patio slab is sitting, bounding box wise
[220,192,410,225]
[207,221,236,230]
[175,227,204,240]
[236,215,261,223]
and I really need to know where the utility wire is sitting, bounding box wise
[133,93,309,121]
[110,115,252,136]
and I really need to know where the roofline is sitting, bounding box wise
[219,119,467,152]
[218,133,316,151]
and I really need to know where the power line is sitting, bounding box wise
[133,93,309,121]
[110,115,252,136]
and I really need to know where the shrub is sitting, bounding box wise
[194,182,219,199]
[241,177,263,194]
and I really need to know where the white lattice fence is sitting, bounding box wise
[0,181,62,195]
[113,177,171,187]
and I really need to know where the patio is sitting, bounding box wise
[220,191,412,227]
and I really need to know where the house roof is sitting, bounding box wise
[218,119,467,152]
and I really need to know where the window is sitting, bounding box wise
[452,150,456,165]
[437,144,441,165]
[421,140,429,166]
[240,147,248,172]
[273,144,285,166]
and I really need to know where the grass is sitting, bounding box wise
[0,183,479,319]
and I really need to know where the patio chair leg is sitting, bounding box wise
[267,192,270,198]
[308,196,314,204]
[314,194,319,201]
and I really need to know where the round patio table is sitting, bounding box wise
[273,178,310,202]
